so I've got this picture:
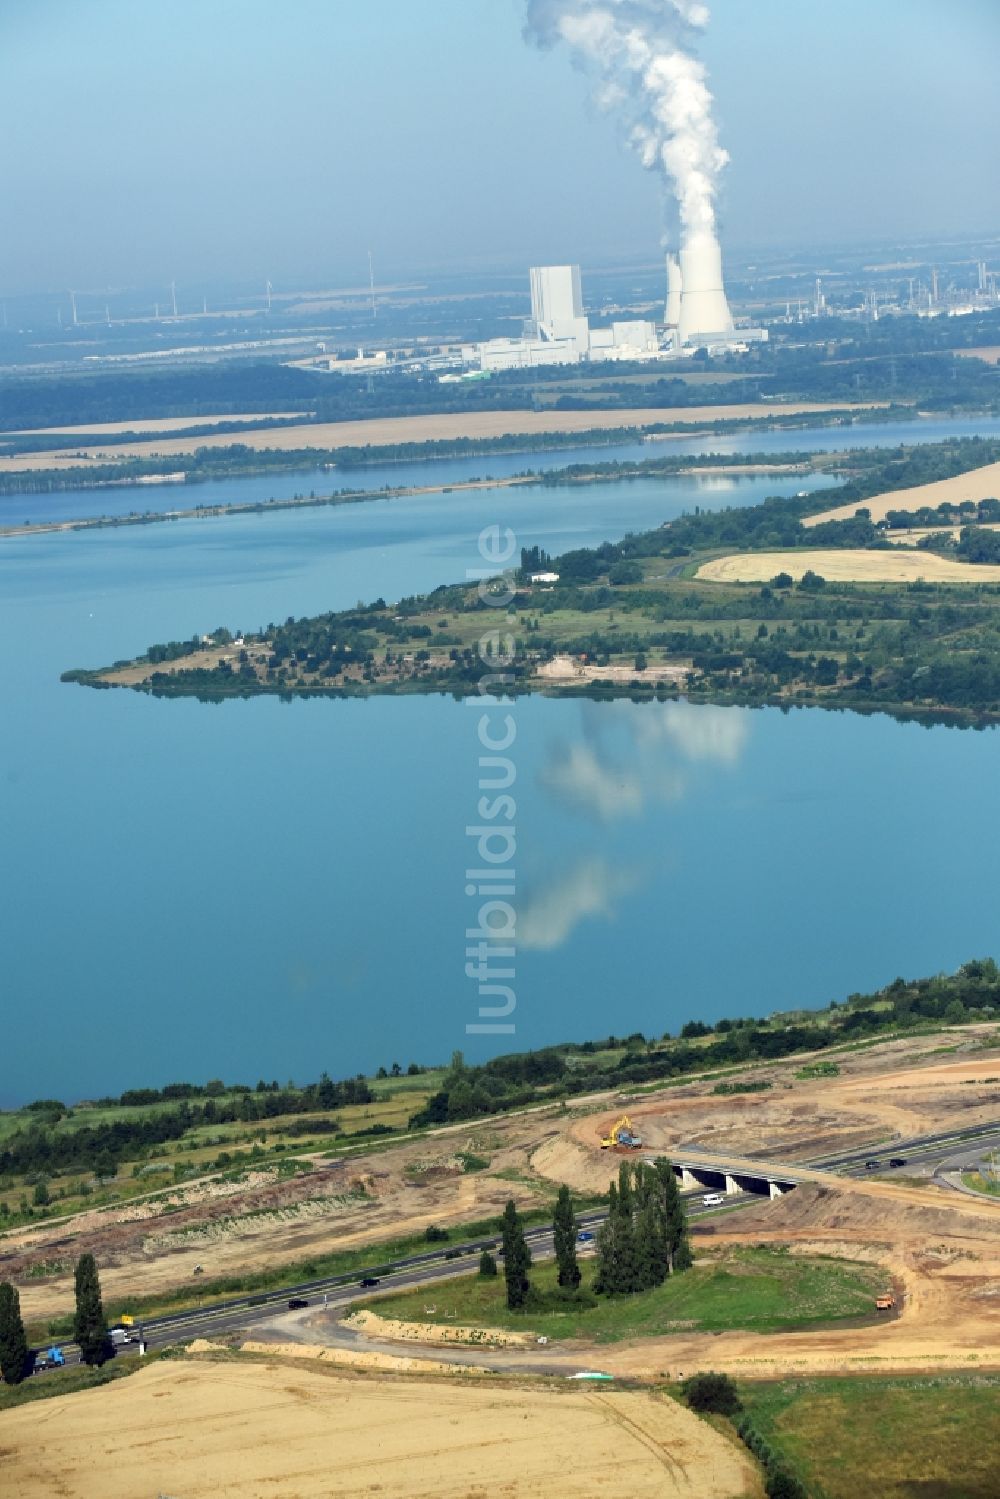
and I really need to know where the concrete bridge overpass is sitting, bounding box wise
[656,1150,817,1201]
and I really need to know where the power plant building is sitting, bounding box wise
[468,256,764,373]
[529,264,590,355]
[530,264,583,330]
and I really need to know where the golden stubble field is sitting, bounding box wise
[805,458,1000,526]
[4,412,309,437]
[0,1357,760,1499]
[0,401,884,473]
[696,547,1000,583]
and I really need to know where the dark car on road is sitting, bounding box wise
[358,1276,380,1288]
[287,1297,309,1309]
[888,1157,906,1168]
[865,1160,881,1170]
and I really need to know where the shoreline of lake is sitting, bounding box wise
[0,462,811,540]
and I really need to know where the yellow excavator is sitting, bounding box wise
[600,1115,642,1150]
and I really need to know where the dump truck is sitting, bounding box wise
[600,1115,643,1150]
[875,1293,896,1311]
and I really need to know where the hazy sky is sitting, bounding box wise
[2,0,999,293]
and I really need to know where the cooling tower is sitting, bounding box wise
[677,233,733,342]
[664,253,682,325]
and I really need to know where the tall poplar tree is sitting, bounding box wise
[500,1199,531,1310]
[617,1160,634,1217]
[598,1159,691,1298]
[620,1208,641,1292]
[73,1253,111,1365]
[553,1184,581,1290]
[594,1181,619,1294]
[654,1157,692,1274]
[0,1281,28,1385]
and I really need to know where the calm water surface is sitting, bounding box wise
[2,458,999,1103]
[6,415,1000,526]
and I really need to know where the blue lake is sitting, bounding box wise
[6,414,1000,527]
[2,447,1000,1105]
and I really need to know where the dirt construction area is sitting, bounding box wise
[4,1028,1000,1386]
[520,1038,1000,1380]
[0,1356,760,1499]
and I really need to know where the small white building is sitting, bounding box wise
[529,571,560,584]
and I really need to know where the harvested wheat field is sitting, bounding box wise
[955,346,1000,365]
[0,401,882,473]
[696,548,1000,584]
[804,458,1000,526]
[0,1358,760,1499]
[3,412,309,437]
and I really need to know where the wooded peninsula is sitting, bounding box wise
[62,437,1000,724]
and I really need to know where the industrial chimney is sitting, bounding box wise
[677,232,733,343]
[664,253,682,326]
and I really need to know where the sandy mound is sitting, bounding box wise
[241,1338,482,1376]
[345,1307,533,1349]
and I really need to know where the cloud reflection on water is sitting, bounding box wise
[523,700,752,952]
[539,698,751,823]
[519,855,638,951]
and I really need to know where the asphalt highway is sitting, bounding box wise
[34,1116,1000,1374]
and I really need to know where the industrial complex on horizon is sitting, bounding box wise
[460,242,767,373]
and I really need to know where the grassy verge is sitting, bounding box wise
[961,1171,1000,1197]
[0,1353,156,1413]
[742,1374,1000,1499]
[358,1246,887,1344]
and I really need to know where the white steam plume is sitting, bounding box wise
[524,0,727,239]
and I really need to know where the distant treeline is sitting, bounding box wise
[407,961,1000,1126]
[0,1074,374,1179]
[0,412,887,499]
[654,437,1000,556]
[2,297,998,436]
[3,961,997,1179]
[0,364,318,433]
